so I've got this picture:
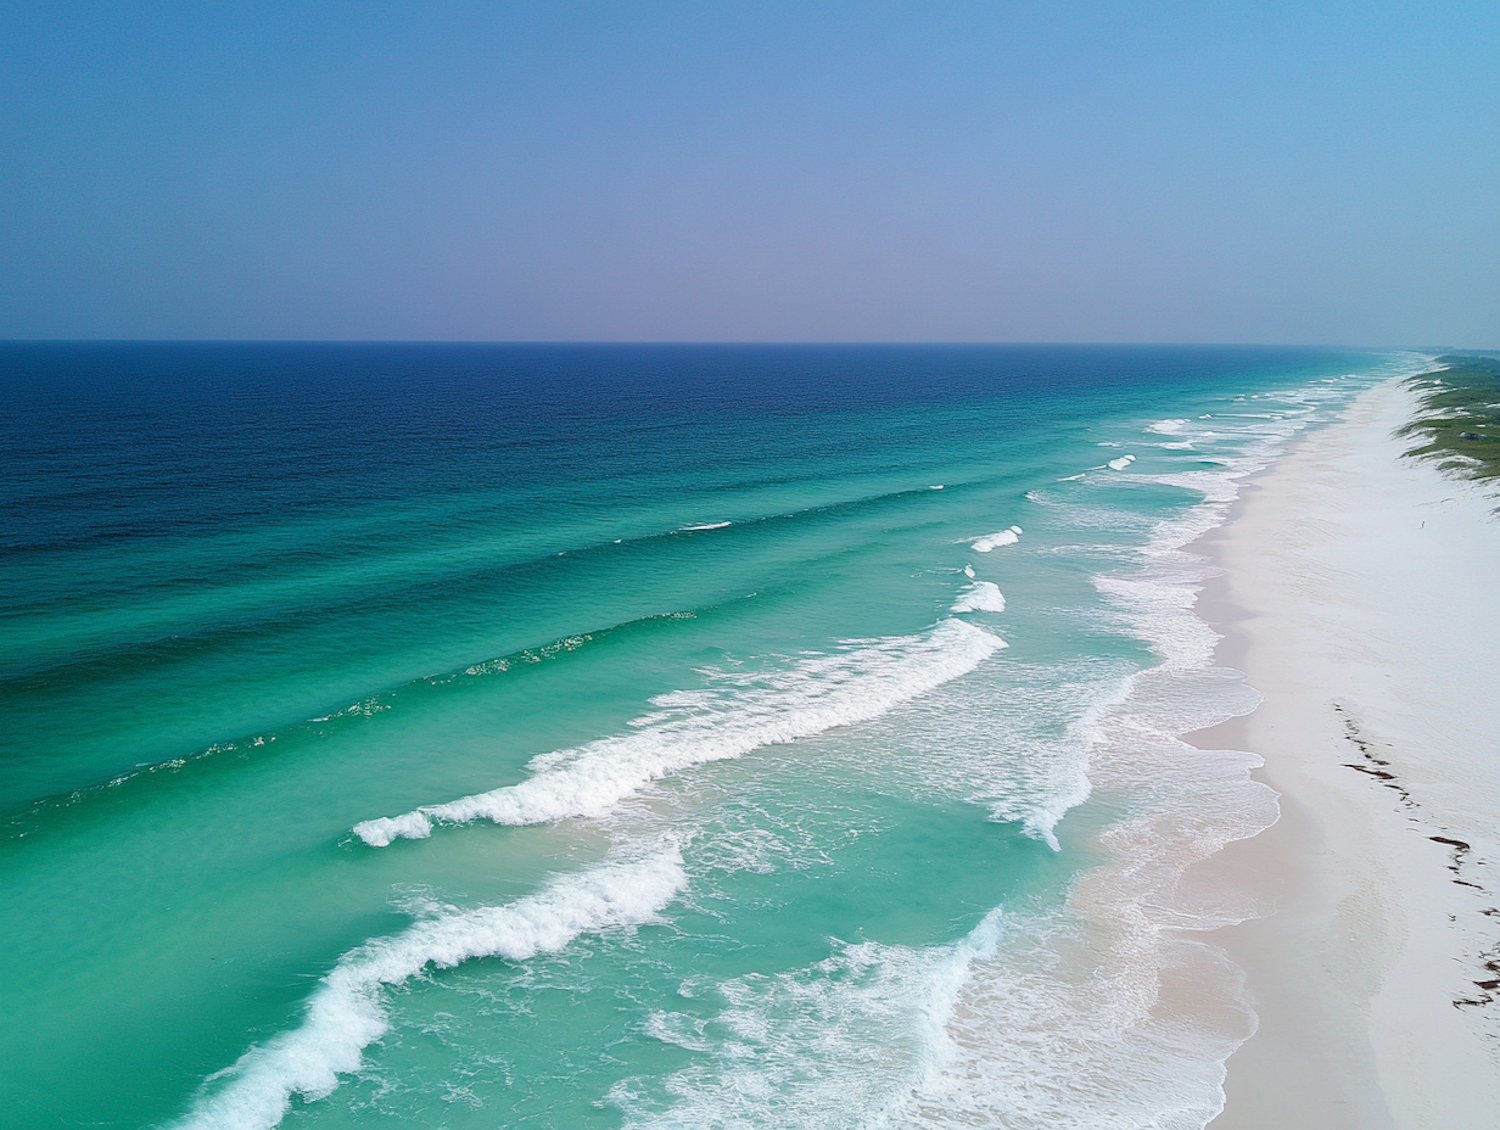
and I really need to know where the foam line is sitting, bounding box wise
[619,908,1005,1129]
[170,849,687,1130]
[355,619,1003,847]
[968,526,1022,552]
[951,581,1006,614]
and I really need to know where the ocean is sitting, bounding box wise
[0,343,1419,1129]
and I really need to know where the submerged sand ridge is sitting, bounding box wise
[1195,376,1500,1129]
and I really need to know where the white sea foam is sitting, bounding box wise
[896,903,1257,1128]
[849,657,1121,850]
[1107,453,1137,471]
[171,848,686,1130]
[354,618,1004,847]
[968,525,1022,552]
[615,909,1005,1130]
[951,580,1005,614]
[678,521,731,531]
[1147,418,1188,434]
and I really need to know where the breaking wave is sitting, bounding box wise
[169,848,687,1130]
[355,619,1004,847]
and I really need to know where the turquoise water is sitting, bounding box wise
[0,345,1416,1129]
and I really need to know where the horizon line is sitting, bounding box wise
[1,339,1487,352]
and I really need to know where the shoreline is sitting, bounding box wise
[1188,377,1500,1128]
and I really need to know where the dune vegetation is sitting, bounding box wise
[1398,354,1500,482]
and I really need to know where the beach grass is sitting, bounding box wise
[1397,354,1500,482]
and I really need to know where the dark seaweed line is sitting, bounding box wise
[1331,700,1500,1017]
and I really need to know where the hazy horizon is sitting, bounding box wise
[1,340,1491,351]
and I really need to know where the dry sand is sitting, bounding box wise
[1187,376,1500,1128]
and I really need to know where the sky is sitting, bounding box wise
[1,1,1496,344]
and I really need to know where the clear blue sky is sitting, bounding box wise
[2,1,1495,344]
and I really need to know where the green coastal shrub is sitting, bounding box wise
[1398,354,1500,483]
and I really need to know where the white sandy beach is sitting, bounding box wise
[1192,376,1500,1128]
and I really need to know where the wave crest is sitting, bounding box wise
[355,619,1004,847]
